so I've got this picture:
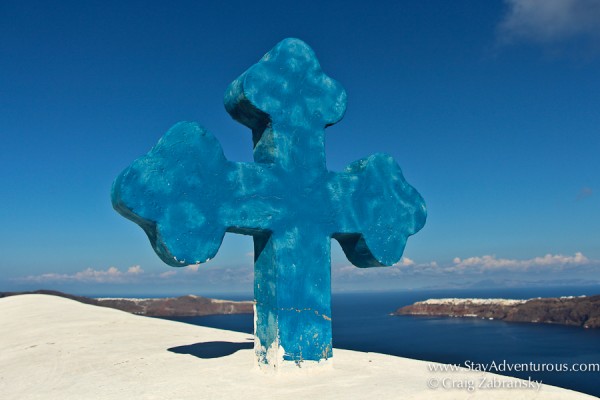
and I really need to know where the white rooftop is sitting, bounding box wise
[0,294,595,400]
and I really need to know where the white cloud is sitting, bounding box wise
[11,262,255,291]
[18,266,146,284]
[127,265,143,275]
[184,264,200,272]
[159,270,177,278]
[156,264,253,285]
[398,257,415,267]
[333,260,436,281]
[498,0,600,44]
[333,252,595,281]
[451,252,590,272]
[391,257,438,270]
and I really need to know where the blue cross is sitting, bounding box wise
[112,38,426,369]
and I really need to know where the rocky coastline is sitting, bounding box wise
[393,295,600,328]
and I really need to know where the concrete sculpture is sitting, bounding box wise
[112,38,426,369]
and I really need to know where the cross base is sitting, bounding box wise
[252,230,333,369]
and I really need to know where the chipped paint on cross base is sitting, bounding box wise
[253,303,333,371]
[112,38,427,369]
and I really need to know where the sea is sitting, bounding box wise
[141,286,600,397]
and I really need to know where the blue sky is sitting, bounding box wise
[1,0,599,296]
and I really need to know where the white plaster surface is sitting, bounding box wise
[0,294,596,400]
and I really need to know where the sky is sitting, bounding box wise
[1,0,599,296]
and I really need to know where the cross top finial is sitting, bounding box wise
[112,38,426,369]
[225,39,346,169]
[225,38,347,131]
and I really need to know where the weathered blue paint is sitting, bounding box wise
[112,38,426,367]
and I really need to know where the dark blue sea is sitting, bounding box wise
[155,286,600,398]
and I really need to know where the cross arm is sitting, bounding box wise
[330,153,427,268]
[111,121,280,267]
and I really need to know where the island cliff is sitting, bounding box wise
[394,295,600,329]
[0,290,253,317]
